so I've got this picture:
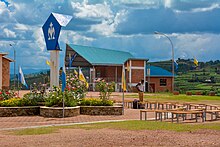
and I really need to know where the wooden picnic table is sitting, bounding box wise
[205,109,220,121]
[140,109,157,120]
[171,110,205,123]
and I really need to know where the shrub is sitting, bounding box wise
[0,90,16,101]
[80,98,113,106]
[0,97,38,107]
[202,90,209,95]
[0,98,21,107]
[45,87,78,107]
[95,80,115,101]
[66,74,87,99]
[23,92,45,103]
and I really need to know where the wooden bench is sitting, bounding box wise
[171,110,205,123]
[205,109,220,121]
[140,109,156,120]
[147,101,158,109]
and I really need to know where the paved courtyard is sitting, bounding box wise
[0,108,153,130]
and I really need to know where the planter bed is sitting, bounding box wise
[80,106,123,115]
[40,106,80,118]
[0,106,40,117]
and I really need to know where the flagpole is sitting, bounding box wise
[122,65,125,115]
[62,65,66,118]
[63,91,65,118]
[17,66,20,97]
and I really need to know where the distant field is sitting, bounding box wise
[175,68,220,94]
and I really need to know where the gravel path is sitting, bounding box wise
[1,128,220,146]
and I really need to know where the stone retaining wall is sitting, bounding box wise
[0,106,40,117]
[40,106,80,118]
[80,106,123,115]
[0,106,122,117]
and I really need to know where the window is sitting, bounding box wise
[160,79,167,86]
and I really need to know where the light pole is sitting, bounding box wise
[9,44,16,90]
[154,31,174,92]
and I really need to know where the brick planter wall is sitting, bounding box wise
[80,106,123,115]
[0,106,40,117]
[40,106,80,118]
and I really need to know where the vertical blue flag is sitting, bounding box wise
[69,53,77,68]
[61,66,66,92]
[19,66,28,89]
[174,60,178,71]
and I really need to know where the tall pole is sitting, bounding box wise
[9,44,16,90]
[154,31,174,92]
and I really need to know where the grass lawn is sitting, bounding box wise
[7,120,220,135]
[126,93,220,104]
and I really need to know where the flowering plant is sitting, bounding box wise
[0,90,16,101]
[66,74,87,99]
[45,86,78,107]
[95,80,115,101]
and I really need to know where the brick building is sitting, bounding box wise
[0,53,13,90]
[146,66,173,92]
[65,44,173,92]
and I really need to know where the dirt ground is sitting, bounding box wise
[0,128,220,147]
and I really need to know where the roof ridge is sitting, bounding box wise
[68,44,132,55]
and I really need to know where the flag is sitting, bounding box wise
[79,68,89,88]
[174,60,178,71]
[19,66,28,89]
[121,66,126,91]
[74,69,78,76]
[194,57,198,66]
[61,66,66,92]
[46,60,50,66]
[127,61,130,72]
[69,53,77,67]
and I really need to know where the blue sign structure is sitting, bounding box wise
[42,13,72,51]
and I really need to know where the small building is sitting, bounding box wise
[65,44,174,92]
[146,66,173,92]
[0,53,13,90]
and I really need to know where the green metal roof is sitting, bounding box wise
[68,44,134,65]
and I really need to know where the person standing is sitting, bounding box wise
[136,79,144,102]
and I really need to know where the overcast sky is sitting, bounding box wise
[1,0,220,72]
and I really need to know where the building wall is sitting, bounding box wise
[125,60,146,92]
[146,77,172,92]
[2,58,10,90]
[0,55,2,89]
[95,66,121,82]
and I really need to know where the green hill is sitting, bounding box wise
[149,59,220,95]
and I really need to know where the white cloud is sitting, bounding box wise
[112,0,160,9]
[14,23,30,31]
[60,30,95,45]
[32,28,45,52]
[169,33,219,61]
[191,3,220,13]
[3,28,16,38]
[90,9,127,36]
[164,0,172,8]
[71,0,113,19]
